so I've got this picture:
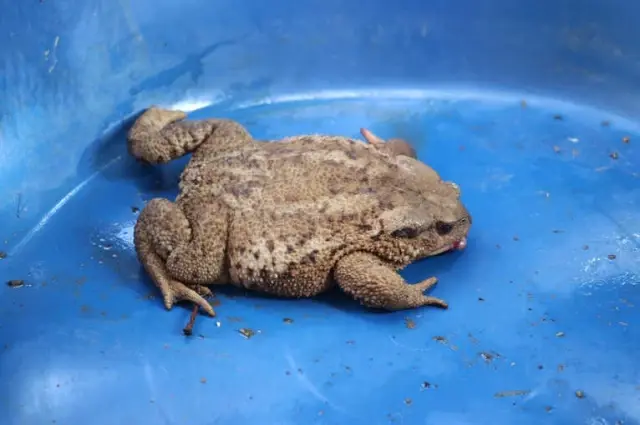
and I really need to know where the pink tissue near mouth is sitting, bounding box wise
[453,238,467,250]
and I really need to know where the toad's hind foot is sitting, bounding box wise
[138,243,216,316]
[334,252,449,311]
[161,279,217,317]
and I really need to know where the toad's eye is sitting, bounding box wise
[391,227,420,238]
[435,221,454,235]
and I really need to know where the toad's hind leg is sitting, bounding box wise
[134,198,217,316]
[127,106,253,164]
[334,252,448,310]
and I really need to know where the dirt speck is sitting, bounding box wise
[553,114,563,120]
[610,151,619,160]
[601,120,610,127]
[80,305,91,313]
[608,254,617,260]
[494,389,531,398]
[404,398,412,405]
[552,229,564,234]
[131,206,140,213]
[555,331,565,338]
[557,364,565,372]
[239,328,256,339]
[404,318,416,329]
[421,381,432,389]
[545,406,553,412]
[583,245,589,250]
[0,251,6,259]
[520,100,528,108]
[200,377,207,384]
[283,317,294,324]
[575,390,585,399]
[478,297,485,302]
[7,280,24,288]
[513,235,519,241]
[622,136,630,144]
[495,244,501,249]
[553,146,561,153]
[480,351,501,363]
[432,336,447,344]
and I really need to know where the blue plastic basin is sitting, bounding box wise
[1,1,638,424]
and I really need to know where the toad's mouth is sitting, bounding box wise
[428,237,468,256]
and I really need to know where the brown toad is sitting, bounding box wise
[128,107,472,317]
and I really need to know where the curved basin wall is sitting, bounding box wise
[1,0,639,248]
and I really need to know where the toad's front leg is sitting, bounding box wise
[133,199,227,316]
[334,252,448,310]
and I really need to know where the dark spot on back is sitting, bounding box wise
[308,250,319,264]
[253,251,260,260]
[259,269,269,281]
[286,245,295,253]
[266,240,275,252]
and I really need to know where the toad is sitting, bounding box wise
[128,107,471,316]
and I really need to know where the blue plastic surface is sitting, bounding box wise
[1,1,639,424]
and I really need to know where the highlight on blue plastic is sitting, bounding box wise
[1,1,638,424]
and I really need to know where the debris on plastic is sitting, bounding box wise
[583,245,589,250]
[555,331,565,338]
[553,114,563,120]
[601,120,610,127]
[608,254,617,260]
[0,251,6,259]
[283,318,294,324]
[239,328,256,339]
[404,318,416,329]
[553,145,561,153]
[183,305,199,336]
[480,351,501,363]
[6,280,24,288]
[575,390,585,399]
[404,398,412,405]
[610,151,619,160]
[567,137,579,143]
[131,206,140,213]
[622,136,630,144]
[494,389,531,398]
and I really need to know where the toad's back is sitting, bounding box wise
[176,135,418,210]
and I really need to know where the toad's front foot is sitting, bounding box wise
[412,277,449,309]
[334,252,449,311]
